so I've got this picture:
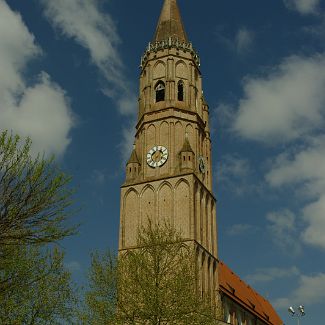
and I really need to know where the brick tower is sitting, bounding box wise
[119,0,218,299]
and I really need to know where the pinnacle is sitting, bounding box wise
[127,148,140,165]
[180,136,194,153]
[153,0,188,43]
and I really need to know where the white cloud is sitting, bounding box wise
[266,138,325,249]
[119,123,136,164]
[40,0,121,87]
[246,266,300,285]
[40,0,136,115]
[0,1,39,100]
[233,54,325,143]
[266,136,325,198]
[40,0,137,160]
[266,136,325,197]
[0,0,73,157]
[220,155,251,179]
[215,26,254,55]
[227,223,257,236]
[213,103,235,130]
[274,272,325,308]
[266,210,301,255]
[235,28,254,54]
[218,154,261,195]
[304,16,325,42]
[91,169,106,185]
[116,96,138,118]
[284,0,321,15]
[302,195,325,249]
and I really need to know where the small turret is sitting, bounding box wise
[126,145,140,181]
[179,133,195,171]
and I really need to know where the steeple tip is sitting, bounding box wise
[153,0,188,43]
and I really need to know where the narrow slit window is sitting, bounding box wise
[178,80,184,101]
[155,81,165,102]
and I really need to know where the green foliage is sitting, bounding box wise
[80,252,118,325]
[0,130,76,248]
[82,221,219,325]
[0,245,78,324]
[0,130,78,323]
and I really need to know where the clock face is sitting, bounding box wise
[198,156,206,173]
[147,146,168,168]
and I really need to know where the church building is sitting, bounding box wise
[119,1,283,324]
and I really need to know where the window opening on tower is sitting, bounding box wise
[155,81,165,102]
[178,80,184,101]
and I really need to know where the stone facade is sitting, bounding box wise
[120,173,218,296]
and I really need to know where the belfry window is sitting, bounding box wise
[155,81,165,102]
[178,80,184,101]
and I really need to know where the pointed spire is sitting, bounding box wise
[153,0,188,43]
[127,145,140,165]
[180,133,194,153]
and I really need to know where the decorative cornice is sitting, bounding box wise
[136,107,206,135]
[140,37,200,68]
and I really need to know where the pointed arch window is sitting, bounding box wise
[178,80,184,101]
[155,81,165,102]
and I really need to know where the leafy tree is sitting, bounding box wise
[0,245,78,325]
[0,130,78,323]
[80,251,118,325]
[82,221,220,324]
[0,130,76,248]
[0,130,77,294]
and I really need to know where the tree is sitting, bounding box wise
[0,245,78,324]
[0,130,78,323]
[0,130,77,293]
[82,221,220,324]
[80,251,118,325]
[0,130,76,248]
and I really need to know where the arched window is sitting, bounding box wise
[178,80,184,101]
[155,81,165,102]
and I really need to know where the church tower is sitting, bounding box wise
[119,0,218,299]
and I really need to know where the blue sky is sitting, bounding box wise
[1,0,325,323]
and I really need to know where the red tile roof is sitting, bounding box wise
[219,261,283,325]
